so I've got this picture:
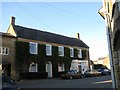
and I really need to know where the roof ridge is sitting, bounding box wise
[13,25,89,48]
[14,25,78,40]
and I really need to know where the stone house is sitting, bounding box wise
[99,0,120,89]
[0,32,16,78]
[2,16,90,80]
[93,55,110,69]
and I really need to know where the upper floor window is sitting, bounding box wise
[29,42,38,54]
[70,47,74,57]
[58,46,64,56]
[46,44,52,56]
[78,49,82,58]
[0,47,9,55]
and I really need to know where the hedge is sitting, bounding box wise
[20,72,48,79]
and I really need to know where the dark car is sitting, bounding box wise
[2,74,20,90]
[61,70,81,79]
[84,70,101,77]
[98,68,111,75]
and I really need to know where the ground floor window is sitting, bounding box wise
[0,47,9,55]
[58,63,65,72]
[29,62,38,72]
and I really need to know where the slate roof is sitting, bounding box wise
[13,25,89,48]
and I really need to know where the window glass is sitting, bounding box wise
[29,42,38,54]
[70,48,74,57]
[58,46,64,56]
[46,44,52,56]
[78,49,82,58]
[0,47,9,55]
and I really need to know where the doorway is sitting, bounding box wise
[46,61,52,78]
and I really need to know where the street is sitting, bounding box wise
[17,75,113,89]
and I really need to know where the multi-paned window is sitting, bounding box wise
[58,46,64,56]
[70,47,74,57]
[78,49,82,58]
[0,47,9,55]
[58,63,65,72]
[29,42,38,54]
[46,44,52,56]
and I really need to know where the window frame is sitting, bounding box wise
[70,47,74,57]
[46,44,52,56]
[58,46,64,56]
[58,63,65,72]
[78,49,82,58]
[0,47,9,55]
[29,42,38,55]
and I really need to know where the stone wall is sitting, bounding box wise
[2,35,16,79]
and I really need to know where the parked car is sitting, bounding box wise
[61,70,81,79]
[84,70,101,77]
[2,74,20,90]
[98,68,111,75]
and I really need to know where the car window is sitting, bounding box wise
[67,70,76,74]
[73,71,76,73]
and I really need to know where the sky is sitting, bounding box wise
[1,1,109,60]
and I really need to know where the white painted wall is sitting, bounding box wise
[70,60,79,72]
[70,60,89,74]
[78,61,89,74]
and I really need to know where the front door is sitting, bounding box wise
[46,61,52,78]
[2,63,11,76]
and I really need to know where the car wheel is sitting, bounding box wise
[81,74,85,78]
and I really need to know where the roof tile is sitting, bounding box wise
[13,25,89,48]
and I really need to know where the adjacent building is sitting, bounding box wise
[0,32,16,78]
[94,55,110,69]
[99,0,120,89]
[1,16,90,80]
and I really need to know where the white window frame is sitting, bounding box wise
[46,44,52,56]
[0,47,9,55]
[58,46,64,56]
[29,62,38,72]
[29,42,38,54]
[70,47,74,57]
[58,63,65,72]
[78,49,82,58]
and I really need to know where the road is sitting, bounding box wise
[17,75,113,89]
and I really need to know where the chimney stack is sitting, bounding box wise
[76,33,80,39]
[10,16,15,25]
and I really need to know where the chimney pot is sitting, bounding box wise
[10,16,15,25]
[76,33,80,39]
